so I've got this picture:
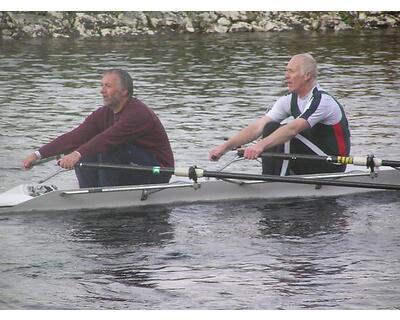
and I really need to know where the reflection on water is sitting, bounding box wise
[67,209,173,247]
[254,197,350,306]
[65,209,174,289]
[1,30,400,309]
[256,197,348,238]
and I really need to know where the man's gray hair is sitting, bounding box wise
[295,53,318,79]
[103,69,134,97]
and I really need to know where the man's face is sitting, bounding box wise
[285,57,309,94]
[100,73,126,110]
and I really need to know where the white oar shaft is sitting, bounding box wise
[174,167,205,178]
[351,156,383,167]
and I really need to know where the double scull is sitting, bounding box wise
[0,152,399,214]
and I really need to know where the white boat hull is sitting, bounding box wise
[0,168,399,214]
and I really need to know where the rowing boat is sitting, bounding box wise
[0,156,399,214]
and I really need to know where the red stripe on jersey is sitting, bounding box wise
[333,123,346,155]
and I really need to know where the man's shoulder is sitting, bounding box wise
[126,97,151,111]
[319,91,339,105]
[89,105,111,117]
[276,92,292,105]
[313,86,340,104]
[123,98,158,121]
[314,85,335,98]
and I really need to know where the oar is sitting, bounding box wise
[38,168,70,184]
[31,155,62,167]
[6,155,62,171]
[79,162,400,191]
[236,150,400,169]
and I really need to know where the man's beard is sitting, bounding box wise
[103,97,118,109]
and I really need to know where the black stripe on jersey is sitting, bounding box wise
[300,88,322,120]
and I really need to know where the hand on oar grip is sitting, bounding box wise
[57,151,81,170]
[22,152,39,170]
[23,154,62,170]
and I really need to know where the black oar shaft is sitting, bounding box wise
[202,170,400,191]
[382,160,400,167]
[79,162,400,191]
[237,150,350,164]
[259,152,332,162]
[80,162,176,174]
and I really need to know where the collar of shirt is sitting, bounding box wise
[298,84,322,110]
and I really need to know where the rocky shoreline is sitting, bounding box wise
[1,11,400,39]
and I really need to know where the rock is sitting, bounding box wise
[181,17,195,33]
[218,11,248,22]
[198,11,218,28]
[384,16,397,27]
[74,13,97,31]
[358,12,367,22]
[118,11,148,29]
[217,17,231,26]
[257,20,282,32]
[311,20,320,30]
[229,22,253,32]
[335,21,352,31]
[205,24,229,33]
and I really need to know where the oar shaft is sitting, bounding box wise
[79,162,400,191]
[80,162,205,181]
[80,162,176,175]
[238,150,347,164]
[239,151,400,168]
[382,159,400,167]
[38,168,69,184]
[201,170,400,191]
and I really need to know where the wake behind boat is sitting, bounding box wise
[1,152,399,215]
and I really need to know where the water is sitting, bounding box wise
[0,30,400,309]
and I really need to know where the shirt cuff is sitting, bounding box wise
[34,150,42,160]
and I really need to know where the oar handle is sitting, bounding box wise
[31,155,62,167]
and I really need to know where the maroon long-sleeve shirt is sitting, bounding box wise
[39,98,174,168]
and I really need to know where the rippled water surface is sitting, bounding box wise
[0,30,400,309]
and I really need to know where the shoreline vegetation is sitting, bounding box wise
[1,11,400,39]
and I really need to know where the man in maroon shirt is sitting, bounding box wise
[23,69,174,187]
